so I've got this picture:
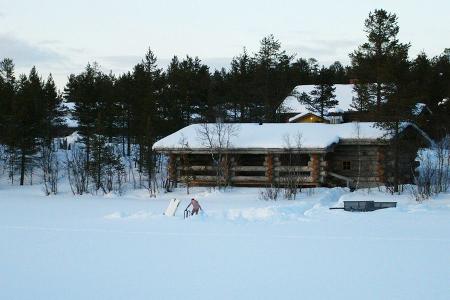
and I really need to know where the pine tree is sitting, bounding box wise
[65,63,115,163]
[0,59,16,144]
[297,67,338,118]
[5,67,45,185]
[254,34,295,122]
[131,47,163,188]
[291,58,314,84]
[42,74,65,145]
[350,83,375,111]
[328,61,348,83]
[350,9,410,111]
[115,72,134,156]
[229,48,256,121]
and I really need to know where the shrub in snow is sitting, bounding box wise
[413,136,450,201]
[281,133,305,200]
[259,185,280,201]
[66,146,89,195]
[39,144,59,195]
[88,135,126,195]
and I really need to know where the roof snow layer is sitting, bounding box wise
[153,122,387,151]
[279,84,355,114]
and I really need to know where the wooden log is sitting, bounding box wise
[232,176,269,182]
[377,148,385,184]
[276,176,314,183]
[186,165,214,171]
[233,166,267,171]
[266,153,273,183]
[168,153,177,183]
[274,166,311,172]
[192,175,217,181]
[310,154,320,184]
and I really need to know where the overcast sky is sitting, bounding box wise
[1,0,449,89]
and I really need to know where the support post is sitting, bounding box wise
[266,153,274,184]
[310,153,320,186]
[168,153,177,186]
[377,148,385,184]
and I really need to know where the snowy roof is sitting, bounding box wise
[278,84,355,115]
[153,122,389,151]
[288,112,314,123]
[288,112,326,123]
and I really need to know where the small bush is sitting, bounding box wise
[259,184,280,201]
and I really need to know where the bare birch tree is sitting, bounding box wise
[66,146,89,195]
[178,134,194,194]
[282,132,305,200]
[39,143,59,195]
[413,135,450,200]
[196,122,239,189]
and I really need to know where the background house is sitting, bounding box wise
[277,84,355,124]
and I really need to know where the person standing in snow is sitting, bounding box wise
[186,198,202,215]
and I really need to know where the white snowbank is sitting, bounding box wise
[153,122,387,150]
[1,184,450,299]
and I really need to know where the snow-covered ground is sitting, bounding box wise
[1,184,450,299]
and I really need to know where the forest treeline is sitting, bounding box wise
[0,9,449,192]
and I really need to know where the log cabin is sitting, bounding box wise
[153,122,427,189]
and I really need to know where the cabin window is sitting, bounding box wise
[343,161,351,170]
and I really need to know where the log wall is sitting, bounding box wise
[327,144,383,188]
[165,143,417,188]
[171,152,323,187]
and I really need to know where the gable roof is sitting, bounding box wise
[153,122,389,152]
[288,112,327,123]
[278,84,356,115]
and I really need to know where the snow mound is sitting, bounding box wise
[104,210,154,220]
[226,207,276,221]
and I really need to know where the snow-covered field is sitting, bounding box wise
[1,184,450,300]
